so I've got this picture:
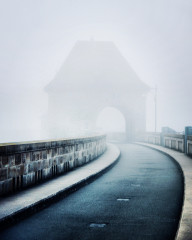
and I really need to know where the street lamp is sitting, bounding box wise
[151,86,157,133]
[154,86,157,133]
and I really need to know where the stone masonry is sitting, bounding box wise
[0,135,106,196]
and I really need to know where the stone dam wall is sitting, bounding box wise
[0,135,106,196]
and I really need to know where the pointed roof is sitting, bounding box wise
[45,40,149,94]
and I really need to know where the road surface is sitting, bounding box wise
[0,144,183,240]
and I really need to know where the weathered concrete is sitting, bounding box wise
[0,135,106,196]
[0,143,120,230]
[137,142,192,240]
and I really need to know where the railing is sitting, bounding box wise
[137,132,161,145]
[137,129,192,156]
[187,136,192,156]
[163,134,184,152]
[0,135,106,196]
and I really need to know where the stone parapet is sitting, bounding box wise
[0,135,106,196]
[136,142,192,240]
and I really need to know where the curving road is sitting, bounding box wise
[0,144,183,240]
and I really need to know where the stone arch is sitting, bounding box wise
[96,107,126,141]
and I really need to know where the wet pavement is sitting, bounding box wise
[0,143,119,224]
[0,144,183,240]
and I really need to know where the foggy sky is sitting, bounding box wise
[0,0,192,142]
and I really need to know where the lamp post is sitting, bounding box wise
[151,86,157,133]
[154,86,157,133]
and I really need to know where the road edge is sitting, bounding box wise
[0,143,120,231]
[135,142,191,240]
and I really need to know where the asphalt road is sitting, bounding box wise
[0,144,183,240]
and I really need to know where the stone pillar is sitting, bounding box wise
[185,126,192,154]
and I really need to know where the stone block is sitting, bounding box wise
[22,164,28,175]
[8,155,15,167]
[51,148,57,157]
[0,168,8,181]
[69,161,74,169]
[42,159,49,169]
[74,152,79,159]
[59,156,64,164]
[30,172,35,185]
[0,179,12,195]
[16,164,24,176]
[33,161,38,172]
[0,181,5,195]
[2,155,8,167]
[42,168,51,179]
[15,153,22,165]
[48,158,53,168]
[22,174,28,187]
[5,178,12,193]
[57,165,63,174]
[69,153,74,161]
[53,157,58,165]
[37,160,43,170]
[42,150,47,159]
[8,166,17,178]
[58,147,64,155]
[28,163,34,173]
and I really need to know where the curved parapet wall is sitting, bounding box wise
[137,132,192,155]
[136,142,192,240]
[0,135,106,196]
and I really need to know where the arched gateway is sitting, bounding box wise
[44,40,149,141]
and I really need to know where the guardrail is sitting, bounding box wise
[0,135,106,196]
[162,134,184,152]
[137,129,192,156]
[140,132,161,145]
[187,136,192,156]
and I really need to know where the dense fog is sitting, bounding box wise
[0,0,192,142]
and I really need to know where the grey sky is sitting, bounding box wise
[0,0,192,142]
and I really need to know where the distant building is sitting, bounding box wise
[44,40,149,140]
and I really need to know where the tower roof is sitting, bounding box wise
[45,40,149,94]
